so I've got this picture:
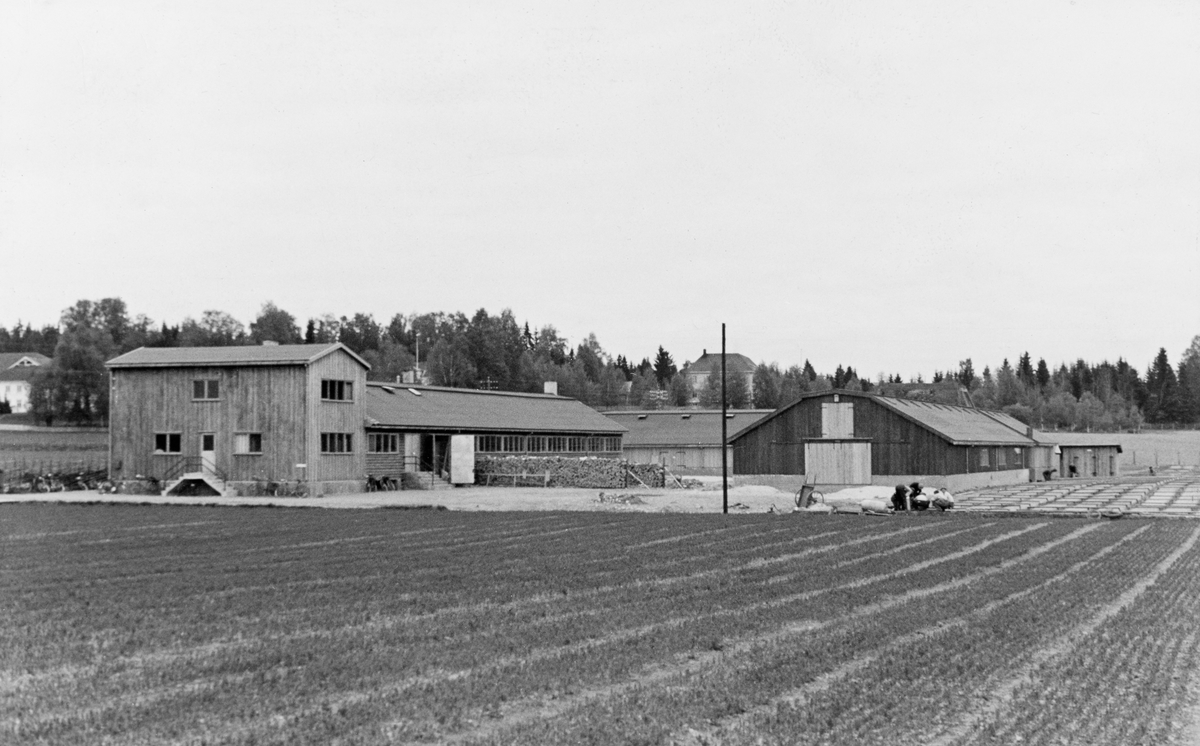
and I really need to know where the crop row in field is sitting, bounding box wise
[4,506,1200,745]
[956,475,1200,517]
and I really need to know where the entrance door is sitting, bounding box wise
[200,433,216,475]
[805,441,871,484]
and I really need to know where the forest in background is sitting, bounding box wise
[1,297,1197,432]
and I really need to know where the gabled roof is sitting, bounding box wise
[0,352,50,370]
[605,409,772,447]
[365,384,626,435]
[0,367,40,383]
[106,343,369,369]
[682,352,757,376]
[730,390,1039,447]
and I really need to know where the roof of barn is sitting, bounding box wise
[364,383,626,435]
[729,390,1040,447]
[105,343,369,369]
[605,409,772,447]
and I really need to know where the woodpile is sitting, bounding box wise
[475,456,665,489]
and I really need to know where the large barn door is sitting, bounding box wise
[821,403,854,438]
[805,441,871,484]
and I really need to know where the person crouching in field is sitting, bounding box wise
[930,488,955,511]
[909,482,930,511]
[891,484,909,511]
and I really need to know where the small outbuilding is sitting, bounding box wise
[1056,440,1123,479]
[604,409,771,474]
[729,390,1041,491]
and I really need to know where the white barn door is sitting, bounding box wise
[821,402,854,438]
[805,441,871,484]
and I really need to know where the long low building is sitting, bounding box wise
[729,390,1042,491]
[604,409,771,473]
[364,383,626,482]
[106,344,625,495]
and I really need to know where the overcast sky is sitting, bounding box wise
[2,1,1197,380]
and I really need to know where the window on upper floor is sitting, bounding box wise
[193,379,220,400]
[321,379,353,401]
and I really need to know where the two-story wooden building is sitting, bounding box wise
[106,343,369,495]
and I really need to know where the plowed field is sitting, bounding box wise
[4,504,1200,745]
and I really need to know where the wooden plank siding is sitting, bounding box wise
[109,365,309,483]
[305,352,368,483]
[732,393,1028,477]
[623,446,731,472]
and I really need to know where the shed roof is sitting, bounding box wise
[365,383,626,435]
[682,352,757,376]
[605,409,772,447]
[105,343,369,369]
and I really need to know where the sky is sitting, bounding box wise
[2,1,1197,381]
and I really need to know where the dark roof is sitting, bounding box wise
[605,410,772,447]
[0,353,50,370]
[731,390,1039,447]
[1032,431,1124,452]
[873,397,1037,445]
[106,343,369,369]
[682,352,757,376]
[0,367,40,383]
[364,384,626,435]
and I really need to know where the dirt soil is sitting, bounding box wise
[0,479,800,514]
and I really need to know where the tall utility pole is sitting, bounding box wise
[722,323,728,515]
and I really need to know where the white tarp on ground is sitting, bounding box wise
[820,485,897,512]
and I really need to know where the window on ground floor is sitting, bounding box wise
[368,433,399,453]
[235,433,263,455]
[321,432,353,453]
[154,432,182,454]
[978,448,990,468]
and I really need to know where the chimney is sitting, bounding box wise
[544,381,558,395]
[1026,426,1034,438]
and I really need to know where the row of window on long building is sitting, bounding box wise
[364,434,621,454]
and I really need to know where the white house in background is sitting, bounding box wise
[680,350,757,403]
[0,353,51,413]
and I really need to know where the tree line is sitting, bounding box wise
[2,297,1196,430]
